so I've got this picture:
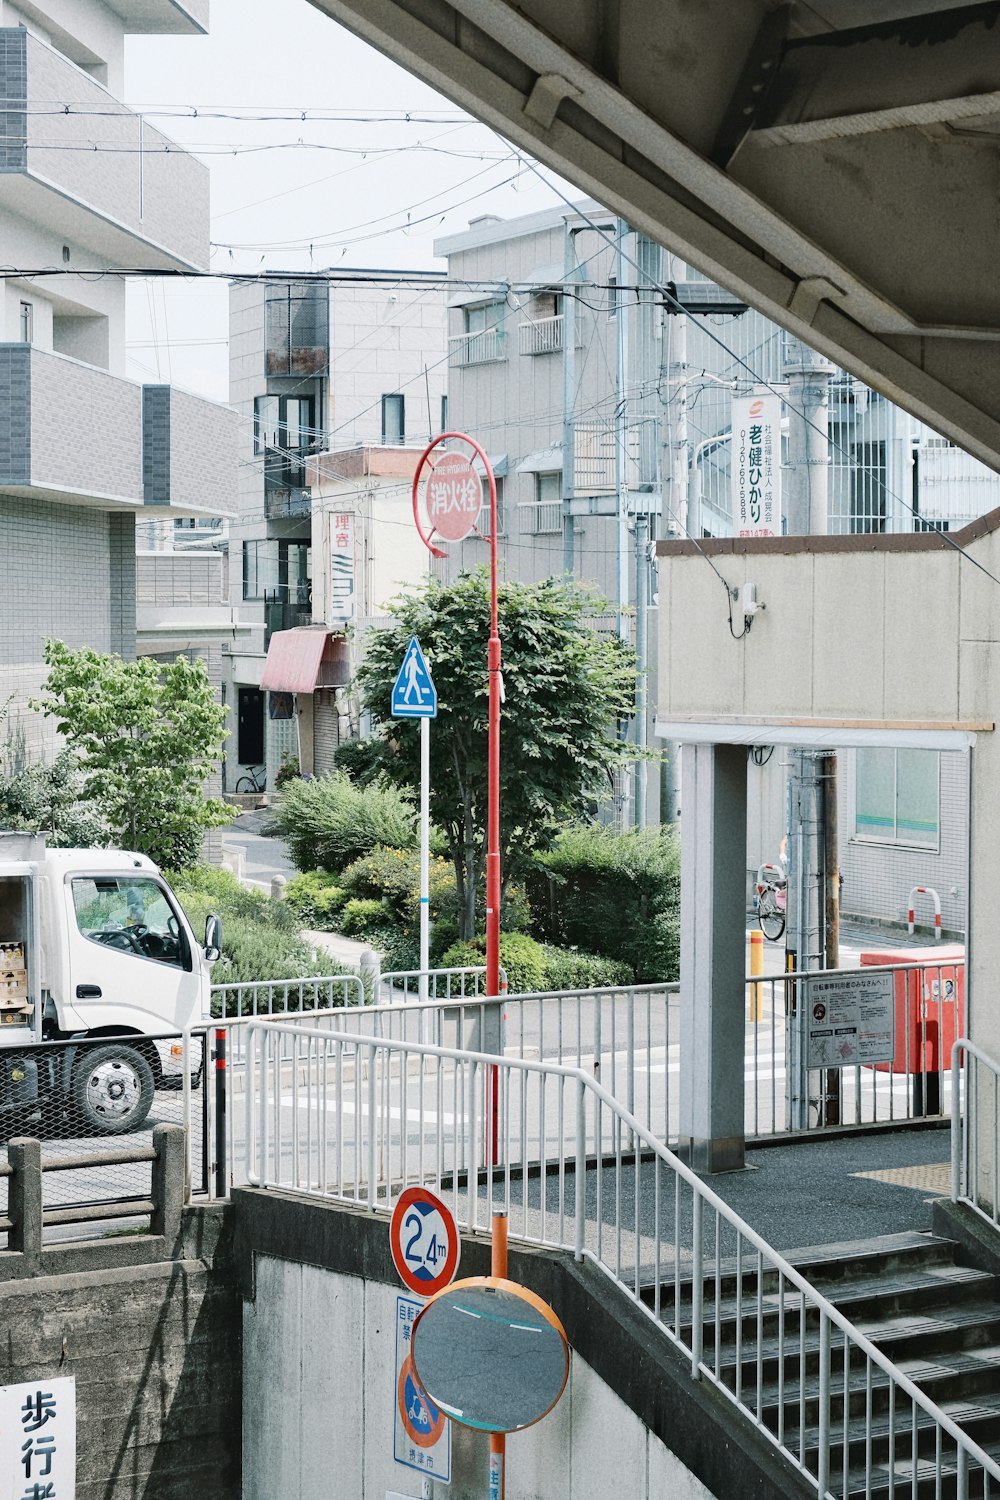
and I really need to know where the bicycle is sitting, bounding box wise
[755,860,786,942]
[235,764,266,795]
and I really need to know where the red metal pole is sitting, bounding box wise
[489,1213,507,1500]
[485,466,501,1168]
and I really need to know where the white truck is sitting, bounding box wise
[0,832,220,1136]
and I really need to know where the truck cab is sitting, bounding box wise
[0,833,220,1135]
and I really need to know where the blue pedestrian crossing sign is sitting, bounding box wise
[391,636,437,719]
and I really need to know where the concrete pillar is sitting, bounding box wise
[678,743,747,1173]
[151,1123,186,1251]
[8,1136,42,1271]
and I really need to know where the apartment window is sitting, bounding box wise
[440,394,449,432]
[855,748,939,849]
[19,301,32,344]
[254,394,315,487]
[527,471,562,535]
[477,477,504,537]
[243,539,311,603]
[850,441,887,534]
[381,393,405,446]
[457,300,507,365]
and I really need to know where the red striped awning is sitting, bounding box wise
[260,629,349,693]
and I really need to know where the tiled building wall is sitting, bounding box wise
[31,347,143,498]
[0,497,136,761]
[166,388,238,517]
[838,749,968,935]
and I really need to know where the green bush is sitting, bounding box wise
[273,773,418,871]
[528,824,680,983]
[340,897,387,937]
[440,932,548,995]
[284,869,346,929]
[171,864,368,1004]
[538,945,634,991]
[341,845,458,926]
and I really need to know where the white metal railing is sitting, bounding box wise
[952,1037,1000,1231]
[376,965,504,1004]
[247,1020,1000,1498]
[518,314,563,355]
[448,328,506,366]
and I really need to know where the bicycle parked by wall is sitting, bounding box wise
[755,860,787,941]
[235,764,266,795]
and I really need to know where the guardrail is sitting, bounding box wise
[376,965,503,1004]
[952,1038,1000,1231]
[247,1019,1000,1497]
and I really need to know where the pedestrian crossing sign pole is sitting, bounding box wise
[391,638,437,995]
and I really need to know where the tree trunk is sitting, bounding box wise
[460,799,477,940]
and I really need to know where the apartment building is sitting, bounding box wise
[0,0,237,765]
[435,202,998,933]
[225,271,446,788]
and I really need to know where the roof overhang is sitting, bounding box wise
[260,628,350,694]
[653,717,990,751]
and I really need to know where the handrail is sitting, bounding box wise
[248,1018,1000,1493]
[952,1036,999,1230]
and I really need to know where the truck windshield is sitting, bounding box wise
[72,876,187,969]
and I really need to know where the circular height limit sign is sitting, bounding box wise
[390,1186,461,1297]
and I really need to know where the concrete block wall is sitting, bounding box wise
[0,1246,241,1498]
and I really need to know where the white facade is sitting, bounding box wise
[0,0,235,763]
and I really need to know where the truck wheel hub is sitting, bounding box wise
[87,1060,139,1118]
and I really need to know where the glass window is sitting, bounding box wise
[478,476,504,537]
[243,540,311,602]
[72,876,187,969]
[381,393,405,445]
[855,748,939,848]
[19,301,32,344]
[253,395,279,454]
[527,472,562,535]
[465,300,505,335]
[440,394,448,432]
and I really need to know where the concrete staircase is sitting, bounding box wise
[662,1230,1000,1498]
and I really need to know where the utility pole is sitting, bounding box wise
[783,335,833,535]
[657,252,687,825]
[632,233,660,829]
[561,220,579,578]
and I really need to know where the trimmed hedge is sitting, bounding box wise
[272,773,417,871]
[528,823,680,983]
[284,869,346,928]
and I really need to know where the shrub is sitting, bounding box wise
[272,773,418,872]
[528,823,680,983]
[440,932,548,995]
[284,869,346,929]
[538,945,634,991]
[274,753,301,790]
[332,736,387,786]
[340,897,387,937]
[340,846,458,927]
[172,876,330,993]
[169,864,299,932]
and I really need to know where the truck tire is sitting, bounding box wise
[71,1044,155,1135]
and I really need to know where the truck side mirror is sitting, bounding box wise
[204,913,222,963]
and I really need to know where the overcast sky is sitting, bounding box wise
[121,0,577,401]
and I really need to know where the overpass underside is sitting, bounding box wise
[307,0,1000,474]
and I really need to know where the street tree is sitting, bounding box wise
[355,570,639,938]
[35,640,229,869]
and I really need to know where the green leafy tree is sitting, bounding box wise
[356,570,638,938]
[35,640,229,869]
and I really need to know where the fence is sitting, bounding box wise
[952,1038,1000,1231]
[246,1019,1000,1498]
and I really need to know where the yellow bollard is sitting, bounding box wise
[750,928,764,1021]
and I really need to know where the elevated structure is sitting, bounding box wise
[307,0,1000,476]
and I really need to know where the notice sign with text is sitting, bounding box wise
[732,393,781,537]
[329,511,355,624]
[805,971,894,1070]
[0,1376,76,1499]
[393,1295,451,1484]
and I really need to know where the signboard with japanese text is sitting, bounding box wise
[329,511,355,624]
[805,971,894,1070]
[393,1295,451,1484]
[0,1376,75,1499]
[732,393,782,537]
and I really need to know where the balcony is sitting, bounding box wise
[518,315,563,356]
[0,344,236,517]
[0,29,209,270]
[448,329,507,366]
[264,486,312,521]
[116,1,209,32]
[264,596,313,647]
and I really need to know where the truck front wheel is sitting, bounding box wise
[71,1045,155,1135]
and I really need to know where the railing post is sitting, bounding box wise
[8,1137,41,1272]
[575,1080,586,1262]
[817,1312,831,1497]
[367,1043,377,1210]
[214,1026,228,1200]
[690,1194,703,1379]
[151,1123,185,1251]
[951,1040,963,1202]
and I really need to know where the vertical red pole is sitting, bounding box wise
[489,1213,508,1500]
[485,467,502,1169]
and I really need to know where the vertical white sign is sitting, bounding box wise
[732,393,782,537]
[0,1376,76,1499]
[393,1294,451,1483]
[329,511,355,623]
